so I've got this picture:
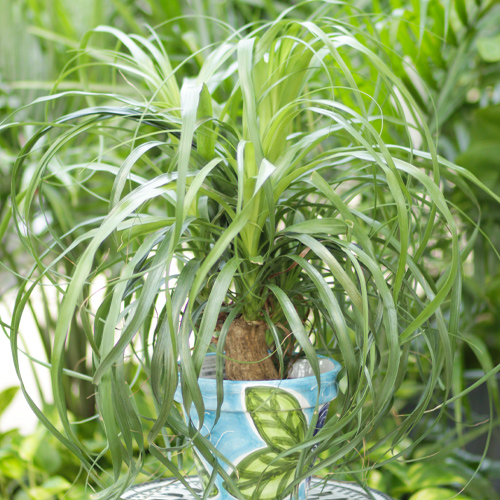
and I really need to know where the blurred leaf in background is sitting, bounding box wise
[0,387,82,500]
[0,387,19,418]
[458,105,500,185]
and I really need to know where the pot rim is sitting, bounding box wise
[197,352,341,386]
[176,353,341,410]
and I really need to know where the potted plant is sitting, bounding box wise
[6,3,500,500]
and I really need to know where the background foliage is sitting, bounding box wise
[1,1,499,499]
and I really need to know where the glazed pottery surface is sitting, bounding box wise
[175,355,341,500]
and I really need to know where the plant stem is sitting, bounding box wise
[225,316,279,380]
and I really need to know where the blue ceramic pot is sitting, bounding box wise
[176,354,341,500]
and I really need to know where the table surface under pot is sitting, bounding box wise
[121,477,394,500]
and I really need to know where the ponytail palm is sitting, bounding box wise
[8,5,500,500]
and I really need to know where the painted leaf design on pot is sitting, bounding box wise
[223,387,308,500]
[225,448,297,500]
[245,386,307,451]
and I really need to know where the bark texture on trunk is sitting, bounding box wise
[224,317,279,380]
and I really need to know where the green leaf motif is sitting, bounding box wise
[225,448,297,500]
[193,452,219,498]
[223,387,308,500]
[245,387,307,451]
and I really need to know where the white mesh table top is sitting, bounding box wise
[121,477,393,500]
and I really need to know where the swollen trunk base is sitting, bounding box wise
[224,317,279,380]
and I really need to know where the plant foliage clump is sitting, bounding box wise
[4,3,500,499]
